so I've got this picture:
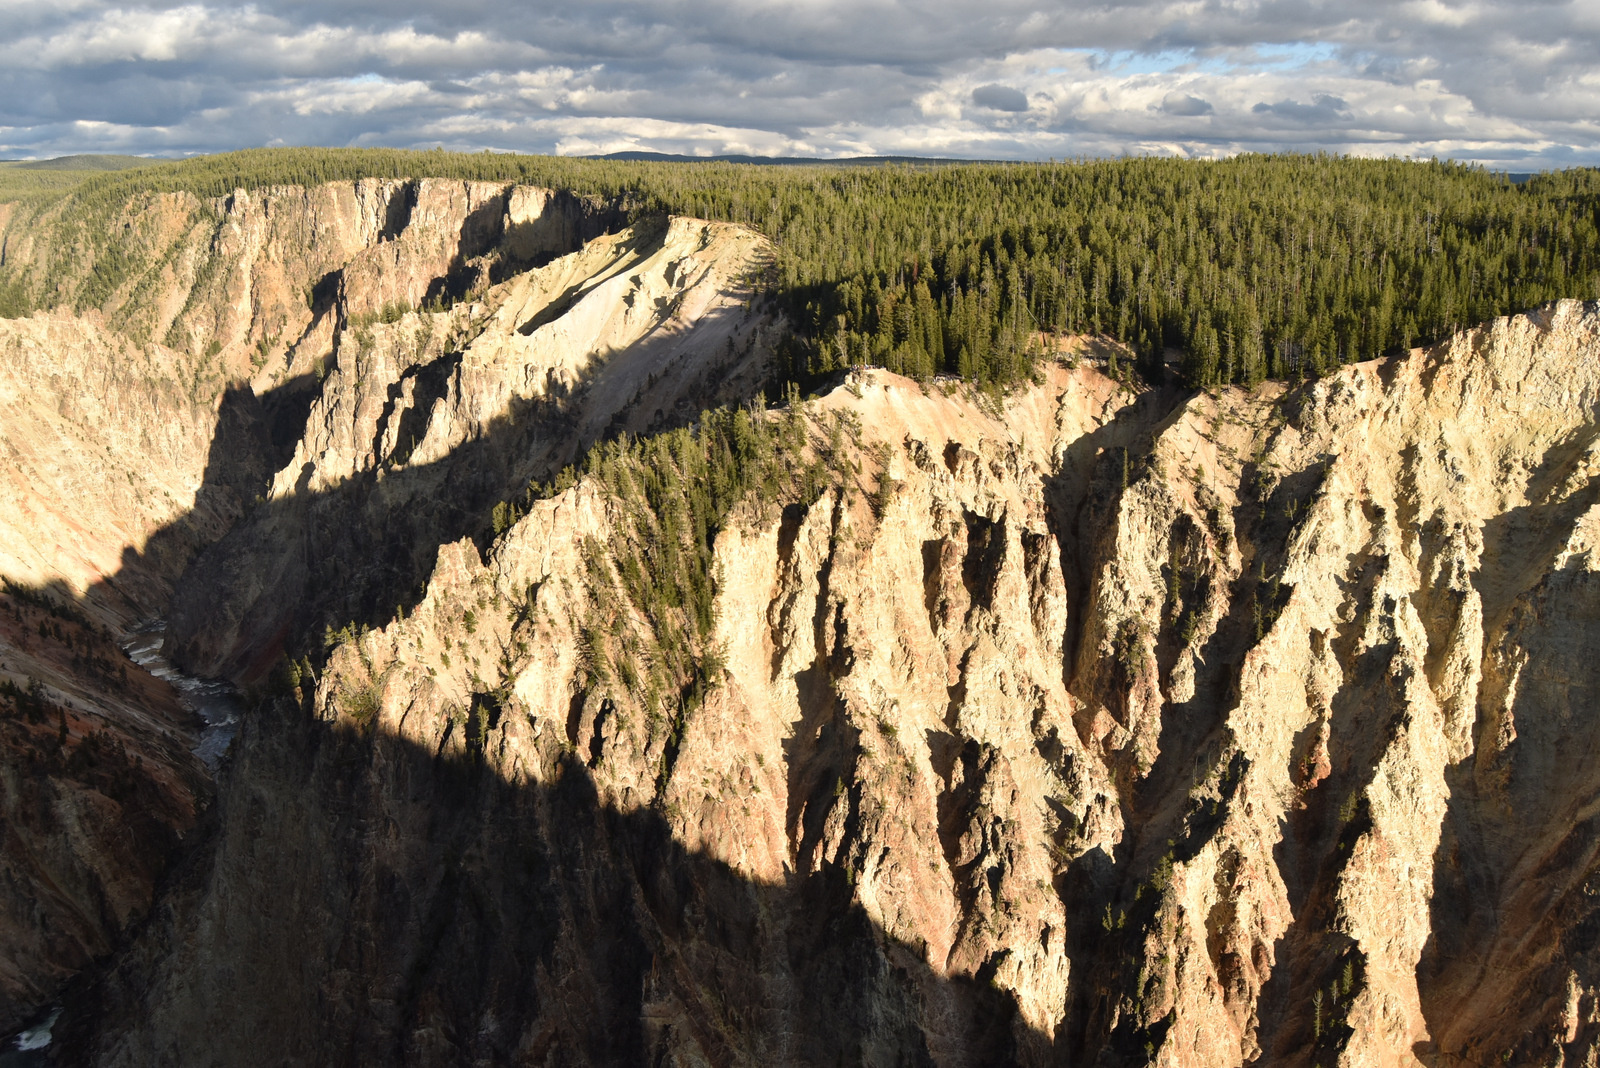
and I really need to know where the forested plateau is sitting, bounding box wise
[3,149,1598,391]
[0,152,1598,1067]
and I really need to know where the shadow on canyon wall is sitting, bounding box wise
[1414,430,1600,1068]
[58,182,635,640]
[51,693,1045,1065]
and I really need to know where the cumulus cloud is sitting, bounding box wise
[1252,94,1351,124]
[1160,92,1213,117]
[0,1,1594,167]
[972,84,1029,112]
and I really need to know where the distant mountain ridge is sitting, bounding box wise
[0,150,1553,183]
[0,154,158,171]
[590,150,1007,166]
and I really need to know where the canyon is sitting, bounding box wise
[1,175,1598,1067]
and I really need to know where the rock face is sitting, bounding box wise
[0,178,633,613]
[161,211,773,682]
[6,175,1600,1066]
[0,178,764,1040]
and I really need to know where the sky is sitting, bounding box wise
[1,0,1598,168]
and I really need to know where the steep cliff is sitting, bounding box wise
[0,177,767,1042]
[161,211,773,682]
[0,178,632,618]
[56,296,1600,1067]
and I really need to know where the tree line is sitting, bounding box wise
[2,148,1598,389]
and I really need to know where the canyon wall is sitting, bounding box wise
[69,290,1600,1064]
[0,178,771,1039]
[5,174,1600,1066]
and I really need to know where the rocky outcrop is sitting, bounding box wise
[58,299,1600,1066]
[0,178,631,620]
[0,179,624,387]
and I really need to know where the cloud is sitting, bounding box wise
[0,2,1594,167]
[1251,94,1351,124]
[1160,92,1213,116]
[972,84,1029,112]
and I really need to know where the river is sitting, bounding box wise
[1,622,245,1062]
[3,620,246,1062]
[122,621,242,768]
